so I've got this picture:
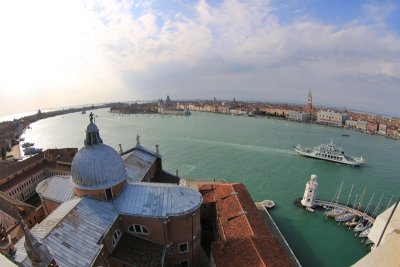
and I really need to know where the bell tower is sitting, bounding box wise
[305,90,312,114]
[301,174,318,207]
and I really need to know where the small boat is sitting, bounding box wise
[262,200,275,209]
[345,218,359,227]
[365,239,373,245]
[325,208,345,217]
[306,207,315,213]
[354,221,368,232]
[359,226,371,238]
[335,212,355,222]
[342,134,350,137]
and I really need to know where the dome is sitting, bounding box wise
[71,144,127,190]
[71,113,126,190]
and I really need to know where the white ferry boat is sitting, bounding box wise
[293,140,365,166]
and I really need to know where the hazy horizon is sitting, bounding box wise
[1,0,399,116]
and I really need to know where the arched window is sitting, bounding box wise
[128,224,149,235]
[112,230,122,248]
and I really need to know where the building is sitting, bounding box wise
[378,123,387,135]
[287,111,310,122]
[345,119,357,128]
[356,120,368,131]
[158,96,190,116]
[305,90,312,114]
[367,121,379,134]
[301,175,318,207]
[199,183,299,267]
[317,110,349,126]
[13,114,202,267]
[0,148,76,202]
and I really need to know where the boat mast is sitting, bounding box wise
[384,195,393,211]
[345,184,354,207]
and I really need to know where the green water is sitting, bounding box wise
[23,109,400,267]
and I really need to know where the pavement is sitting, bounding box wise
[6,145,22,160]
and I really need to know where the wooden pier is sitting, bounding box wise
[314,199,375,224]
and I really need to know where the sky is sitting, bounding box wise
[0,0,399,116]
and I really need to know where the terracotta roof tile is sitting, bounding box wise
[199,183,296,267]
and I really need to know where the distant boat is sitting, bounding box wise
[342,134,350,137]
[293,140,365,166]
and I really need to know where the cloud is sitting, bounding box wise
[0,0,399,116]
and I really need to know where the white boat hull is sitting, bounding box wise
[294,145,365,166]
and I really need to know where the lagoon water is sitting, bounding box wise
[22,108,399,267]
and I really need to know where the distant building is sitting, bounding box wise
[345,119,357,128]
[356,120,368,131]
[367,121,379,134]
[158,96,190,116]
[378,123,387,135]
[317,110,349,126]
[287,111,310,122]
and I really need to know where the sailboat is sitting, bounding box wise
[345,217,359,227]
[359,226,371,238]
[336,184,355,222]
[335,212,355,222]
[354,192,375,232]
[325,181,345,217]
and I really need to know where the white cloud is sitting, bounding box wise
[0,0,399,116]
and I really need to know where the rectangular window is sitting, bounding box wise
[135,225,141,233]
[179,242,188,253]
[105,188,113,200]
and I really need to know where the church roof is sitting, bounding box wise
[71,116,127,191]
[113,182,202,218]
[124,149,157,183]
[15,197,118,266]
[36,175,75,203]
[71,144,127,190]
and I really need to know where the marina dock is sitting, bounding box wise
[314,199,375,224]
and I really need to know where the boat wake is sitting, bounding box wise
[175,137,295,155]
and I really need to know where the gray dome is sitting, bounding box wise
[71,144,126,190]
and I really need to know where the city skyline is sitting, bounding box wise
[1,0,400,116]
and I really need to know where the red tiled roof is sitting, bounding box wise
[199,183,296,267]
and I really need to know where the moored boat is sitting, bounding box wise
[293,140,365,166]
[358,226,371,238]
[335,212,355,222]
[306,207,315,213]
[354,221,368,232]
[325,208,345,218]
